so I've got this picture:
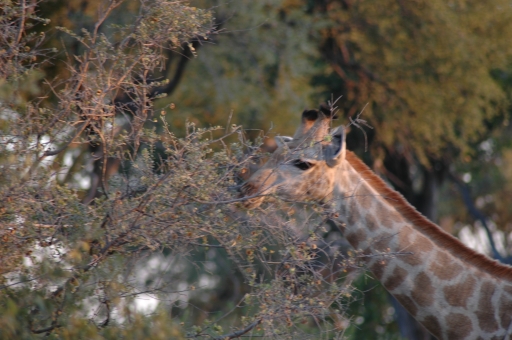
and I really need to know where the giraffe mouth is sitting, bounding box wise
[240,183,268,208]
[242,196,265,209]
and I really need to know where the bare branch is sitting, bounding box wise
[42,121,89,157]
[212,319,262,340]
[347,102,373,151]
[15,0,26,46]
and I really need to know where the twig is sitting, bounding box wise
[92,0,125,43]
[355,251,413,259]
[15,0,26,45]
[347,103,373,152]
[42,121,89,157]
[327,94,343,116]
[189,242,225,248]
[213,319,262,340]
[30,324,61,334]
[225,109,234,134]
[49,229,129,299]
[196,295,249,337]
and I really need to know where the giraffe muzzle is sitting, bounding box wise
[239,183,266,208]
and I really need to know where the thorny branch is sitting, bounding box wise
[347,102,373,152]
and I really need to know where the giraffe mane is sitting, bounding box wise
[345,150,512,280]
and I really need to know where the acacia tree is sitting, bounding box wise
[0,1,367,339]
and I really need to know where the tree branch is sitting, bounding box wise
[42,121,88,157]
[213,319,262,340]
[15,0,26,45]
[448,172,509,263]
[30,323,61,334]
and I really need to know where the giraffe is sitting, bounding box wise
[241,107,512,340]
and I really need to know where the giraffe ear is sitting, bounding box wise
[275,136,294,148]
[302,109,320,122]
[323,126,346,167]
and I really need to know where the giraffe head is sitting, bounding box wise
[241,106,346,208]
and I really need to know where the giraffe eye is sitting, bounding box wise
[292,160,314,171]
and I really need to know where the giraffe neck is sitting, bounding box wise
[332,151,512,339]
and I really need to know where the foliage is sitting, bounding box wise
[164,0,326,135]
[0,1,367,339]
[309,0,512,164]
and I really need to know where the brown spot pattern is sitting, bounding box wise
[370,261,385,280]
[377,202,404,227]
[371,233,393,253]
[375,201,403,229]
[347,199,361,227]
[479,281,495,310]
[399,252,423,266]
[394,294,418,317]
[476,280,499,333]
[345,232,359,249]
[396,230,423,266]
[398,227,413,249]
[430,251,463,281]
[384,266,408,291]
[412,234,434,254]
[421,315,442,338]
[503,284,512,297]
[345,229,367,249]
[446,313,472,340]
[411,272,434,307]
[400,234,434,267]
[443,276,477,308]
[345,151,512,283]
[357,185,374,210]
[499,294,512,329]
[365,212,379,232]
